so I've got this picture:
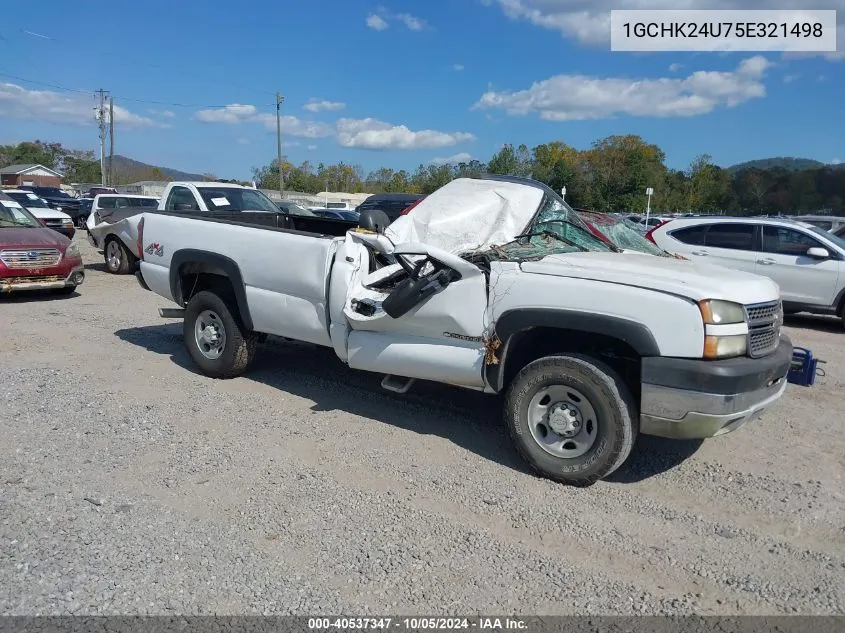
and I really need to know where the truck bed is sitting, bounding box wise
[139,210,348,348]
[164,209,357,237]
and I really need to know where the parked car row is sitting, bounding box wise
[0,191,85,295]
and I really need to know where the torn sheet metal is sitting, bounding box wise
[385,178,545,255]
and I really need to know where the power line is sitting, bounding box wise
[10,27,278,99]
[0,72,91,94]
[0,71,272,108]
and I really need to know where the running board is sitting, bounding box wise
[159,307,186,318]
[381,374,416,394]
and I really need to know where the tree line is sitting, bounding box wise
[0,141,176,185]
[3,138,842,216]
[254,135,844,216]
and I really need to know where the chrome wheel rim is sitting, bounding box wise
[194,310,226,360]
[527,385,598,458]
[106,241,121,270]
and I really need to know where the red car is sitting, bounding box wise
[0,192,85,295]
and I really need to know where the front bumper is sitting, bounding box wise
[47,226,75,240]
[0,266,85,293]
[639,336,793,439]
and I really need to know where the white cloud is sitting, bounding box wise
[453,64,465,71]
[149,109,176,118]
[396,12,427,30]
[196,103,258,124]
[308,144,318,151]
[783,73,799,83]
[830,158,842,165]
[669,63,683,72]
[0,82,159,128]
[237,137,250,145]
[485,0,845,61]
[430,152,473,165]
[304,99,346,112]
[366,14,389,30]
[195,103,334,138]
[336,118,475,150]
[197,105,474,150]
[367,8,429,31]
[472,56,772,121]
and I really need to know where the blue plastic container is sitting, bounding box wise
[787,347,824,387]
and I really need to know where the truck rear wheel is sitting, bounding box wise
[104,237,136,275]
[183,290,257,378]
[504,354,637,486]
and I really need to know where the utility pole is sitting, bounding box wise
[95,88,108,186]
[108,97,115,187]
[275,92,285,198]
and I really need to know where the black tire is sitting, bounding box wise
[504,354,638,486]
[104,237,136,275]
[183,290,258,379]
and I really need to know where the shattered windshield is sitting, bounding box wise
[463,193,616,264]
[528,196,617,252]
[580,212,672,257]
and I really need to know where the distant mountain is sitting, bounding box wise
[110,155,206,183]
[727,157,832,174]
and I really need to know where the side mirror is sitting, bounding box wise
[806,246,830,259]
[358,208,391,234]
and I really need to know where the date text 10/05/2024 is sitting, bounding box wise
[308,618,528,630]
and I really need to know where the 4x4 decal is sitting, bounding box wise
[145,242,164,257]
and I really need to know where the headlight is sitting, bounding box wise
[704,334,747,359]
[65,243,79,258]
[698,299,745,325]
[699,299,747,359]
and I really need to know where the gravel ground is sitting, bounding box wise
[1,234,843,616]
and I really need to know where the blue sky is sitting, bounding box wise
[0,0,843,180]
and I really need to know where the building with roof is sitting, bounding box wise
[0,164,64,188]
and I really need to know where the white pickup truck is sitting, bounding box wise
[133,175,793,485]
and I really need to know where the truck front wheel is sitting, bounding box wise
[183,290,257,378]
[504,354,637,486]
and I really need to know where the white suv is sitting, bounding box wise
[649,216,845,324]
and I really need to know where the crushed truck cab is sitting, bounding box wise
[134,175,791,486]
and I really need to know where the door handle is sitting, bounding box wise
[691,251,708,256]
[757,258,776,265]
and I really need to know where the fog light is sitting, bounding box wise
[74,272,85,284]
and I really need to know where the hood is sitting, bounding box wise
[520,251,780,304]
[26,207,72,220]
[0,227,70,250]
[385,178,544,254]
[43,196,80,207]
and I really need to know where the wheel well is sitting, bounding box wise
[177,263,235,302]
[502,327,642,402]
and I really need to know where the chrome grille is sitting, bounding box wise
[0,248,62,269]
[744,300,782,358]
[43,219,64,226]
